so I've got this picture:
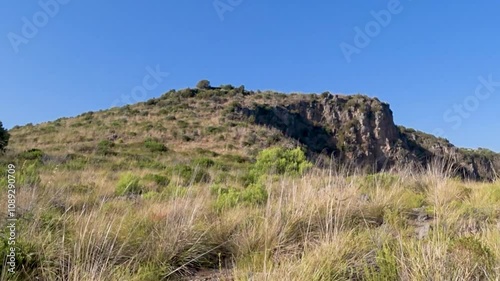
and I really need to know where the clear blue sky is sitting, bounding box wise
[1,1,499,151]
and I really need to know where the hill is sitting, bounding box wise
[2,84,500,280]
[7,84,499,180]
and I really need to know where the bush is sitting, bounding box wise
[192,157,215,168]
[169,164,211,186]
[196,79,211,89]
[19,149,44,161]
[251,147,312,176]
[221,84,234,90]
[0,121,9,151]
[212,183,268,211]
[97,140,116,156]
[145,98,158,105]
[116,173,143,196]
[241,183,268,205]
[212,185,241,211]
[144,138,168,153]
[142,174,170,187]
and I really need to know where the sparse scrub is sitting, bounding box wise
[4,91,500,280]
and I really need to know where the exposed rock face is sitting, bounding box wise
[235,93,499,180]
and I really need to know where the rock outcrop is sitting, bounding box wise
[234,93,499,180]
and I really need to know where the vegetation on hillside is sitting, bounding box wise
[1,84,499,280]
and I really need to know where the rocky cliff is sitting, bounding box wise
[231,92,499,180]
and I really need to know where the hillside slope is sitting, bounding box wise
[7,85,500,180]
[3,84,500,280]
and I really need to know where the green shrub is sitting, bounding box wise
[142,174,170,187]
[144,138,168,153]
[192,157,215,168]
[116,173,143,196]
[223,101,241,115]
[396,189,426,210]
[196,79,211,89]
[145,98,158,106]
[251,147,312,176]
[221,84,235,90]
[212,185,241,211]
[97,140,116,156]
[169,164,210,186]
[241,183,268,205]
[19,149,44,161]
[211,183,268,211]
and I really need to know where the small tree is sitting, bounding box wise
[196,80,211,90]
[0,121,10,151]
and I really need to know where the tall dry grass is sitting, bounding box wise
[1,160,500,280]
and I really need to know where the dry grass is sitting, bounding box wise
[1,159,500,280]
[2,93,499,280]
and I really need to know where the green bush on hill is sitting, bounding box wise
[19,149,44,161]
[251,147,312,177]
[212,147,310,211]
[211,182,268,211]
[144,138,168,153]
[168,164,211,186]
[142,174,170,187]
[196,79,211,90]
[97,140,116,156]
[116,173,143,196]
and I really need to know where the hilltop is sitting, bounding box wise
[7,82,499,180]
